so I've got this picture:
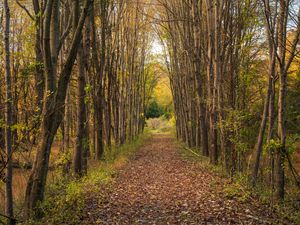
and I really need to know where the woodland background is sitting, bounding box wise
[0,0,300,224]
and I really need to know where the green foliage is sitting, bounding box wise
[220,109,257,154]
[19,63,44,79]
[22,132,151,224]
[84,84,92,105]
[10,123,27,132]
[286,70,300,134]
[224,183,251,203]
[145,100,164,118]
[263,139,281,155]
[263,134,300,156]
[161,103,173,120]
[33,178,85,224]
[145,98,173,119]
[54,150,72,168]
[144,60,173,119]
[0,118,5,129]
[286,134,300,155]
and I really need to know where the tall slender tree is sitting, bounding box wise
[25,0,93,216]
[3,0,14,223]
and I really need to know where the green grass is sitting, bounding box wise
[21,131,152,225]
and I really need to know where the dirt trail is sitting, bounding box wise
[81,135,279,225]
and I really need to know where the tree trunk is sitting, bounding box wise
[90,4,104,159]
[251,51,276,185]
[25,0,93,217]
[276,66,287,200]
[73,42,86,176]
[4,0,14,223]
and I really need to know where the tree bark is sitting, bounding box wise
[73,0,87,177]
[251,50,276,185]
[25,0,93,217]
[4,0,14,223]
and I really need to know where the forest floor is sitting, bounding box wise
[80,134,286,225]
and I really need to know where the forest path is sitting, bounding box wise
[81,134,278,225]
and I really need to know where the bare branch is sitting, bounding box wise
[15,0,34,20]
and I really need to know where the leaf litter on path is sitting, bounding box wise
[81,135,283,225]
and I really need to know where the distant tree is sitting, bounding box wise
[145,100,164,119]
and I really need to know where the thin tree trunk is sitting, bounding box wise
[251,52,276,185]
[4,0,14,223]
[90,4,104,159]
[25,0,93,216]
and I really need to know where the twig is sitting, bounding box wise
[15,0,34,20]
[285,150,300,187]
[183,146,201,158]
[0,213,17,225]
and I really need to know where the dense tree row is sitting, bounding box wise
[157,0,300,201]
[0,0,155,222]
[1,0,300,223]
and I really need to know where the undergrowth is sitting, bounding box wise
[178,141,300,225]
[146,117,174,134]
[21,132,151,225]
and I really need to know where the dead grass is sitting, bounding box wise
[146,117,174,134]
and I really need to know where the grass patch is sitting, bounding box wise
[145,117,174,134]
[177,142,226,177]
[21,131,151,225]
